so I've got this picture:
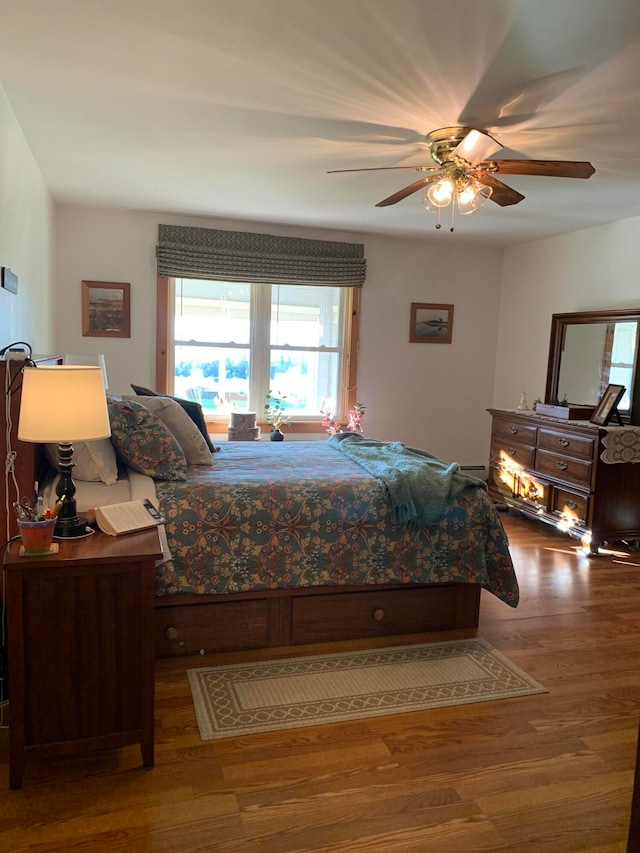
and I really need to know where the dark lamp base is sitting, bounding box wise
[54,516,89,538]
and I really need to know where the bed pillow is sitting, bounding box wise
[44,438,119,486]
[124,395,213,466]
[130,383,216,452]
[107,398,187,481]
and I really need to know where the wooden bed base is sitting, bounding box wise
[154,582,481,657]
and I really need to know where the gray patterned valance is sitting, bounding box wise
[157,224,365,287]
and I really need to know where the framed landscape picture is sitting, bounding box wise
[82,281,131,338]
[409,303,454,344]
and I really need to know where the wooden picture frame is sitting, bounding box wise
[82,281,131,338]
[409,303,454,344]
[590,383,626,426]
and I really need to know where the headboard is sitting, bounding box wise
[1,356,62,540]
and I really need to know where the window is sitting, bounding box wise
[608,322,637,411]
[160,278,359,426]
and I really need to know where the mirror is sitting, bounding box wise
[545,309,640,425]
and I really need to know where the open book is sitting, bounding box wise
[95,498,164,537]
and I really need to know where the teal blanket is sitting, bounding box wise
[328,434,487,526]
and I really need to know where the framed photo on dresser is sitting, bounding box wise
[591,383,626,426]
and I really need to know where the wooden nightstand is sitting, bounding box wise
[3,527,163,789]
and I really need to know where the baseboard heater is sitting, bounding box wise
[459,464,488,480]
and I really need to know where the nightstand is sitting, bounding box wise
[3,527,163,789]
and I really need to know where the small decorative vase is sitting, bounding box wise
[270,428,284,441]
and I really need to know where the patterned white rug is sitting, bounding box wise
[187,638,547,740]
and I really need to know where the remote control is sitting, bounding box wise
[143,499,163,521]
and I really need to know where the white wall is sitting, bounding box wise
[0,85,53,352]
[494,218,640,410]
[54,205,503,466]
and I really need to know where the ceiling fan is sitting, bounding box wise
[328,126,595,231]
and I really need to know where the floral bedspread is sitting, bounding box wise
[154,440,518,606]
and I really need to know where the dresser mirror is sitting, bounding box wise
[545,308,640,424]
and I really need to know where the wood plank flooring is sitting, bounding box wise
[1,511,639,851]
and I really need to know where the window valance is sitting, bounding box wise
[157,224,366,287]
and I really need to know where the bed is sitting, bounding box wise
[40,396,518,658]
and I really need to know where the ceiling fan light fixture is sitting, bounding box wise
[458,180,492,215]
[421,175,492,220]
[421,177,453,212]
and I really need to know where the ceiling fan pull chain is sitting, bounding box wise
[450,195,456,232]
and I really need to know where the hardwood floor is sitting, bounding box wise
[1,511,639,851]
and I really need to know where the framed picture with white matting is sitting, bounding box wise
[409,303,454,344]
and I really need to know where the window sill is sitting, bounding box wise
[203,417,327,435]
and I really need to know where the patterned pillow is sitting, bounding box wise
[124,395,213,465]
[130,383,216,452]
[107,398,187,481]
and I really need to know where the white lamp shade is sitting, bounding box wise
[64,353,108,390]
[18,365,111,443]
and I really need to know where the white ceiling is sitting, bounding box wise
[2,0,640,246]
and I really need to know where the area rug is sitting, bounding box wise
[187,638,547,740]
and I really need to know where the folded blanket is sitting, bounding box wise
[328,433,487,526]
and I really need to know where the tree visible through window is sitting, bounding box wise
[167,278,356,423]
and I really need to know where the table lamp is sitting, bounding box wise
[18,365,111,537]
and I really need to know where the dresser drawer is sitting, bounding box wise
[552,488,589,526]
[492,418,537,446]
[490,439,536,468]
[536,449,593,487]
[538,428,595,461]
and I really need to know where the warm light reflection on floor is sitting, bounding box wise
[542,546,588,557]
[594,547,631,558]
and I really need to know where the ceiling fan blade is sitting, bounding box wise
[327,165,439,174]
[452,129,502,167]
[375,175,442,207]
[474,173,525,207]
[489,159,595,179]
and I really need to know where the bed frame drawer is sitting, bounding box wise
[154,584,482,658]
[155,599,269,656]
[290,585,478,644]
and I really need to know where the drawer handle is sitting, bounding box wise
[165,626,178,640]
[556,461,568,471]
[565,500,578,510]
[373,608,385,622]
[558,438,570,447]
[508,426,518,434]
[507,446,517,455]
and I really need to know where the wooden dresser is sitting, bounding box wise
[487,408,640,554]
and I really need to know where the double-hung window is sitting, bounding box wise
[163,278,358,427]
